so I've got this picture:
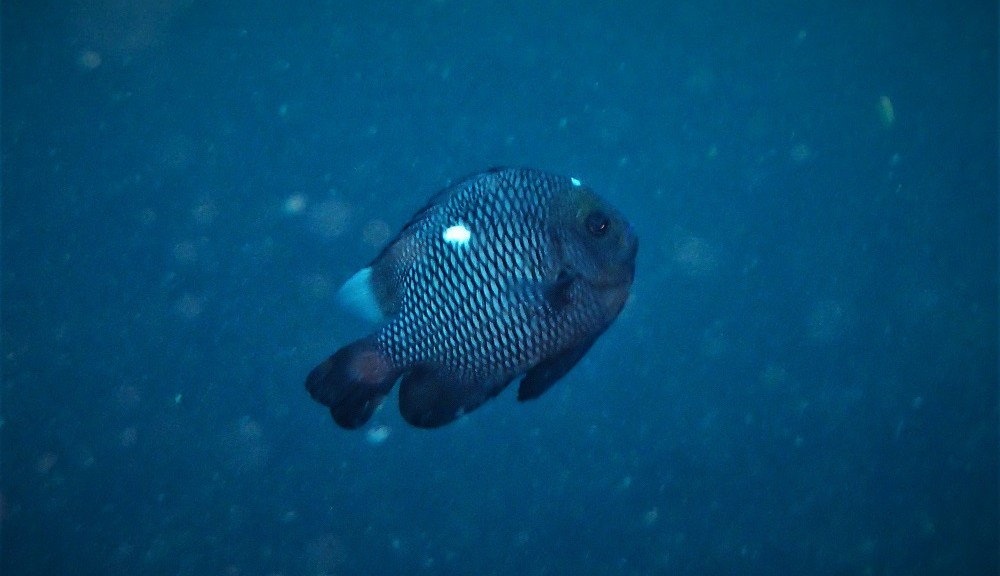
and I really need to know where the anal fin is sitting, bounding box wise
[518,337,597,401]
[398,366,512,428]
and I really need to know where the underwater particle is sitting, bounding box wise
[111,540,135,565]
[192,198,218,225]
[306,197,352,238]
[918,510,936,536]
[365,424,391,444]
[173,293,205,320]
[37,452,58,474]
[672,235,718,277]
[299,273,333,301]
[158,134,195,172]
[119,427,138,447]
[306,533,347,574]
[643,507,659,526]
[790,143,812,162]
[701,320,728,357]
[284,194,307,215]
[806,298,853,342]
[878,95,895,127]
[79,50,102,70]
[114,384,142,412]
[238,415,262,439]
[140,208,157,226]
[362,219,391,248]
[80,449,95,467]
[172,240,199,263]
[225,416,270,473]
[760,364,787,388]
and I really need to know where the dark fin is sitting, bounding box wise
[305,337,402,429]
[518,337,598,401]
[398,366,512,428]
[542,269,577,310]
[504,269,577,315]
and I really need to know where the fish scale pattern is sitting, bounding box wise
[377,169,573,381]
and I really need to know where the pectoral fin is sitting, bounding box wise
[506,269,577,314]
[542,269,576,310]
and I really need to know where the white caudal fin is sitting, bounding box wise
[336,267,385,323]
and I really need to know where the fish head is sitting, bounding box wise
[551,184,637,306]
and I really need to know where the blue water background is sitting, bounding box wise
[3,1,997,574]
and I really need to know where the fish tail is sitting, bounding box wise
[305,337,401,429]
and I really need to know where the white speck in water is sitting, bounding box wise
[283,194,307,215]
[366,424,391,444]
[443,223,471,246]
[570,177,582,186]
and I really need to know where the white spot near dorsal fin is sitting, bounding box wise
[570,177,581,187]
[337,267,384,322]
[443,223,471,247]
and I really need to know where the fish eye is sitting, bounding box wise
[585,211,610,237]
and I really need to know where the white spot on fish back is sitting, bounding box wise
[443,223,471,247]
[570,177,581,186]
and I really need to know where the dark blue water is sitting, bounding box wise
[3,1,996,574]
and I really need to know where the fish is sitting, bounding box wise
[306,167,637,429]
